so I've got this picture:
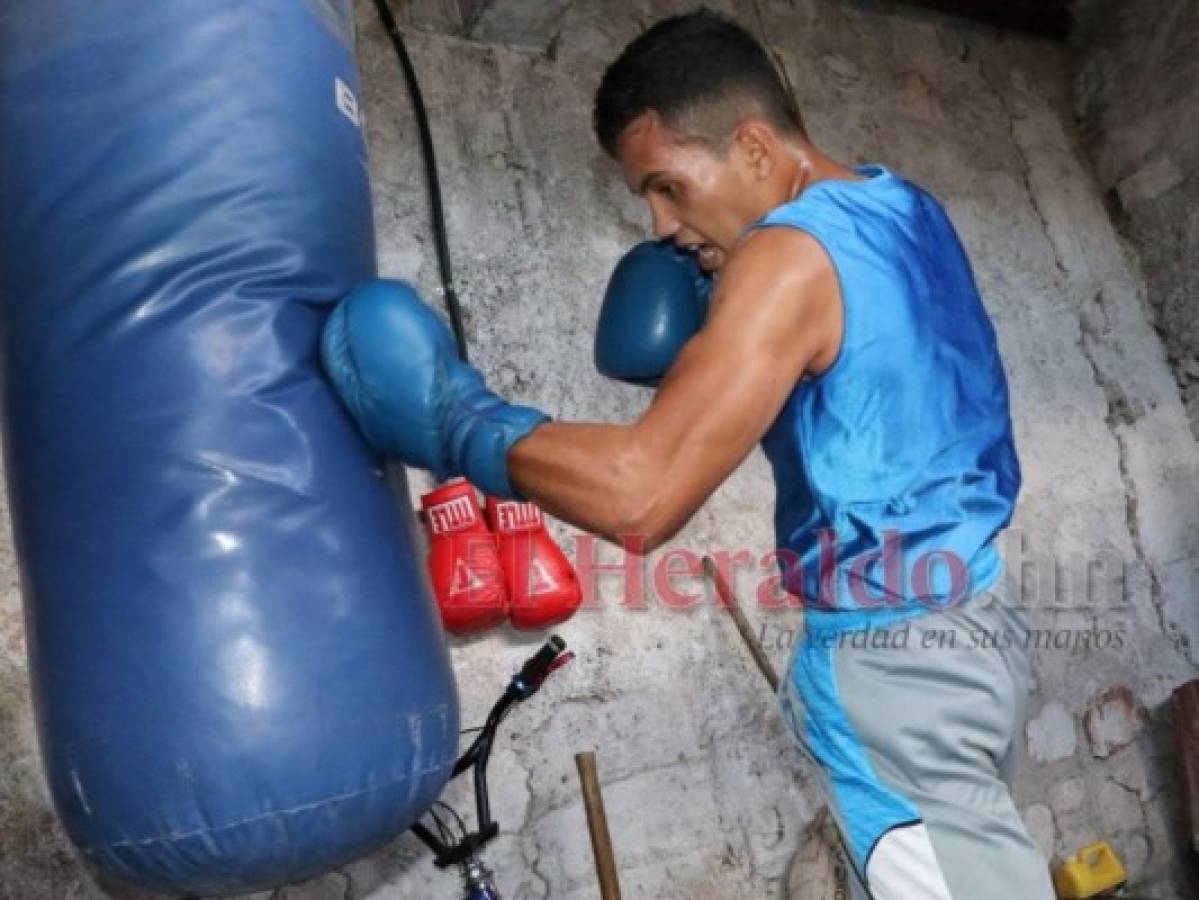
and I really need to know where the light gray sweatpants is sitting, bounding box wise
[777,584,1056,900]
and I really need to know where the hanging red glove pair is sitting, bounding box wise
[419,479,582,635]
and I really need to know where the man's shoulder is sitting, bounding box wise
[731,225,834,290]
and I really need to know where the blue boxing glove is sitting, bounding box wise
[322,280,548,498]
[594,240,714,386]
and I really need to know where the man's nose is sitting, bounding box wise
[648,196,678,240]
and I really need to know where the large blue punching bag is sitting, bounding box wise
[0,1,459,894]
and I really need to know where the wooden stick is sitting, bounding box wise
[1172,680,1199,854]
[575,751,622,900]
[703,555,780,692]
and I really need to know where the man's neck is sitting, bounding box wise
[784,144,861,202]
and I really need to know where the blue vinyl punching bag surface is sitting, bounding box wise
[0,1,459,893]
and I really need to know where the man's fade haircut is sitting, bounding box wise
[593,8,805,158]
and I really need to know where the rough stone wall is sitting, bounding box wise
[1073,0,1199,437]
[1,1,1197,898]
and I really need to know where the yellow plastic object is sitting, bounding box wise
[1052,841,1127,898]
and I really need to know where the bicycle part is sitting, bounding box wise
[410,636,573,871]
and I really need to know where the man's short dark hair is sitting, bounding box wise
[593,8,805,158]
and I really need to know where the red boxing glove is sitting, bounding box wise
[485,498,582,630]
[421,480,508,635]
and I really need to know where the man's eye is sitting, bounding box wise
[657,183,678,199]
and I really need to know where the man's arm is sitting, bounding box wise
[509,227,842,550]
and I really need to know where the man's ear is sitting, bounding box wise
[731,120,778,181]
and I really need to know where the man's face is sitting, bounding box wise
[616,112,760,275]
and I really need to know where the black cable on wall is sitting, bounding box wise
[371,0,471,363]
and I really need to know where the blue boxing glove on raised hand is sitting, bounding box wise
[594,240,715,386]
[322,280,548,499]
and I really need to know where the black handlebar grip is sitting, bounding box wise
[518,635,567,687]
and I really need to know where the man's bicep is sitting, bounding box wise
[648,303,812,482]
[651,227,837,450]
[633,230,838,533]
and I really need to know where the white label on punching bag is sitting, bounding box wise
[335,77,361,127]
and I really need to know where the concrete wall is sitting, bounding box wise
[1,1,1197,898]
[1073,0,1199,438]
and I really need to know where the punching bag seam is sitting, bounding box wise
[85,759,454,853]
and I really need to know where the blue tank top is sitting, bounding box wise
[752,164,1020,626]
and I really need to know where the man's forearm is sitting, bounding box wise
[508,421,669,547]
